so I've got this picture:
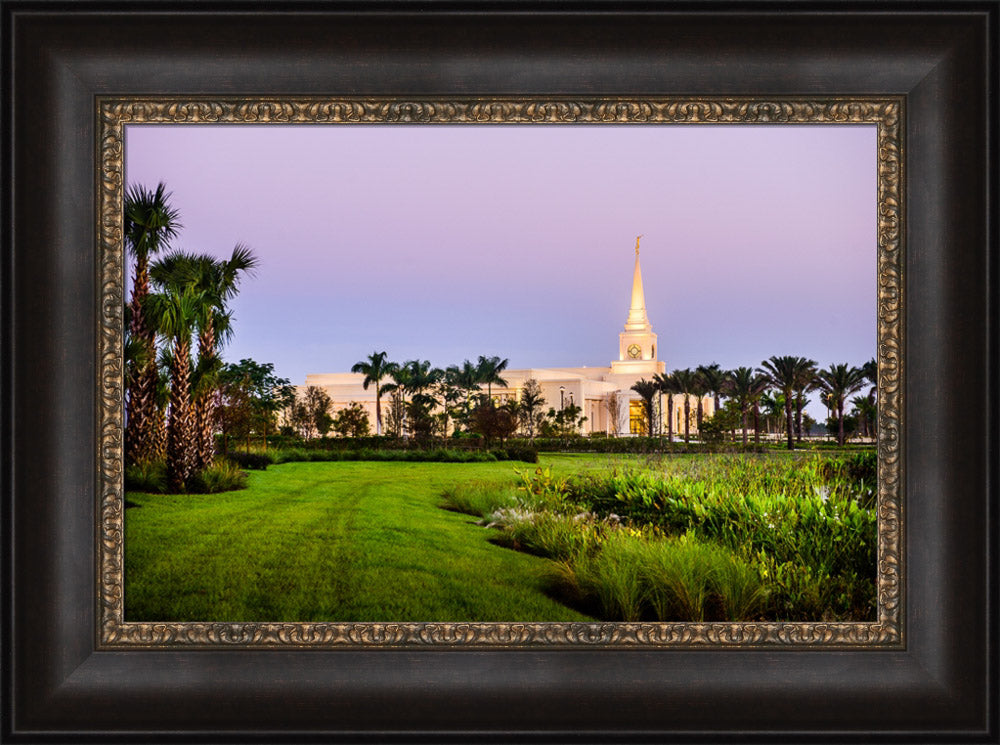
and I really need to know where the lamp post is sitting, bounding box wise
[559,386,565,410]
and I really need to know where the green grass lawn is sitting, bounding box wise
[125,456,604,622]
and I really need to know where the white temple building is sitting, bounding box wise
[302,238,714,436]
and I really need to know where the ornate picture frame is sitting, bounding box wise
[4,3,995,741]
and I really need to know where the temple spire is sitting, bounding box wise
[625,235,651,332]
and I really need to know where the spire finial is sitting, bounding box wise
[635,235,642,256]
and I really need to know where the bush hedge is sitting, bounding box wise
[226,446,539,468]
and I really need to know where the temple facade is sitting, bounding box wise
[301,238,713,436]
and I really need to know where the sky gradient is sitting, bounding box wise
[125,124,877,415]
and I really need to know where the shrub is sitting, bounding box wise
[124,459,167,494]
[462,453,875,621]
[187,460,248,494]
[504,445,540,463]
[271,447,310,464]
[225,451,273,470]
[567,456,875,619]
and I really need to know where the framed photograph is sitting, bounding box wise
[3,2,996,741]
[106,102,897,646]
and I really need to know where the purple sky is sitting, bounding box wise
[125,124,876,415]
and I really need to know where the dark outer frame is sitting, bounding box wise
[2,2,996,741]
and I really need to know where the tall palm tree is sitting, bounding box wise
[144,285,206,492]
[401,359,443,399]
[671,368,699,444]
[791,358,818,443]
[725,366,766,446]
[815,363,866,446]
[351,351,391,435]
[759,355,801,450]
[630,379,659,436]
[476,355,509,400]
[124,182,181,465]
[696,363,727,419]
[399,360,444,439]
[691,371,709,431]
[444,359,481,431]
[758,391,785,438]
[851,394,876,439]
[653,372,675,441]
[151,245,258,471]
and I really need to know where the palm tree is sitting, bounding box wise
[671,368,699,444]
[151,245,258,471]
[759,355,802,450]
[443,359,482,432]
[124,182,181,465]
[759,391,785,439]
[653,372,675,441]
[630,379,659,436]
[476,355,509,400]
[726,366,767,446]
[397,360,443,439]
[401,359,443,399]
[351,351,391,435]
[144,285,206,491]
[697,363,728,419]
[815,363,866,446]
[791,358,818,444]
[691,371,709,431]
[851,394,876,439]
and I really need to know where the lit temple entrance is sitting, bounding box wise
[629,400,647,435]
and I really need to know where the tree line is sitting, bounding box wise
[123,183,293,490]
[319,352,586,444]
[630,356,877,450]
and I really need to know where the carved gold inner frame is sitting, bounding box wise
[97,97,903,648]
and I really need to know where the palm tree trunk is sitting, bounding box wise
[166,337,194,492]
[666,398,674,442]
[753,403,760,444]
[126,357,159,464]
[784,398,795,450]
[192,324,217,472]
[375,384,382,436]
[683,398,690,444]
[837,400,846,446]
[152,403,167,460]
[795,396,804,442]
[741,409,748,446]
[125,255,157,466]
